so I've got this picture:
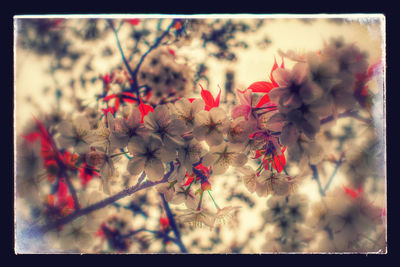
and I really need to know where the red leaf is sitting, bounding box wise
[138,96,153,123]
[102,107,115,117]
[200,84,215,110]
[114,98,121,112]
[183,175,194,186]
[215,88,221,107]
[168,48,175,56]
[104,94,117,102]
[160,217,170,231]
[253,150,263,159]
[270,57,279,86]
[174,20,183,30]
[343,185,362,199]
[33,117,51,142]
[102,74,111,84]
[57,179,68,202]
[256,93,271,108]
[22,132,42,144]
[248,81,276,93]
[126,18,140,26]
[270,57,284,87]
[79,163,98,187]
[273,153,286,173]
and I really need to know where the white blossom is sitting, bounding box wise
[173,98,205,131]
[108,106,149,149]
[202,142,248,175]
[193,107,230,147]
[127,135,175,181]
[144,104,186,148]
[55,115,98,154]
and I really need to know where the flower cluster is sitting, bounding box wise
[137,46,194,105]
[261,194,312,252]
[262,38,380,165]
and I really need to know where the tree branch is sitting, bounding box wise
[323,154,345,193]
[310,164,325,197]
[131,20,176,89]
[160,193,188,253]
[320,110,372,125]
[30,168,174,235]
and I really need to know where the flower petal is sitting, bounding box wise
[127,157,145,175]
[145,158,165,181]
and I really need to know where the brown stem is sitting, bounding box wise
[30,171,172,235]
[320,110,372,125]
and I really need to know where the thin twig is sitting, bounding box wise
[310,164,325,197]
[160,193,188,253]
[131,20,176,88]
[323,154,345,194]
[320,110,372,125]
[107,19,136,81]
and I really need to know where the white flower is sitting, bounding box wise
[55,115,98,154]
[127,135,175,181]
[156,179,185,202]
[144,104,186,148]
[79,190,109,229]
[285,194,308,223]
[306,52,339,92]
[237,166,294,197]
[227,116,256,144]
[202,142,248,175]
[58,217,95,251]
[85,147,116,195]
[269,62,323,112]
[237,165,258,194]
[177,138,207,171]
[231,89,258,126]
[287,134,324,165]
[178,208,216,229]
[168,161,188,182]
[264,196,287,222]
[257,171,296,197]
[193,107,230,147]
[108,106,149,149]
[215,206,241,225]
[173,98,205,131]
[84,107,101,129]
